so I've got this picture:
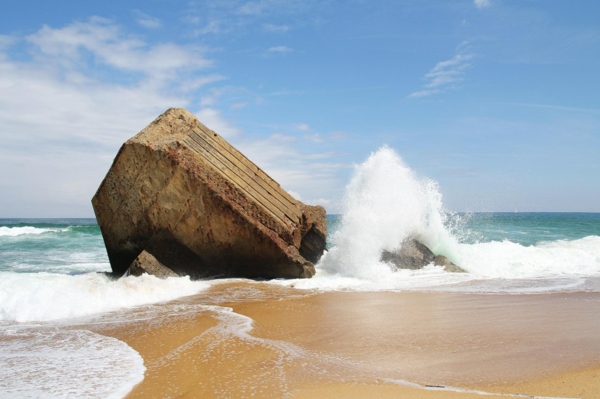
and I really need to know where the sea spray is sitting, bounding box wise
[318,146,460,279]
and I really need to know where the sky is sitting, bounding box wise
[0,0,599,217]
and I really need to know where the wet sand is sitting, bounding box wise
[90,283,600,398]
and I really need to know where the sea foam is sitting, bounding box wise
[0,328,144,398]
[457,235,600,279]
[0,226,69,237]
[0,272,210,322]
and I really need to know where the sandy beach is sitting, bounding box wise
[82,282,600,398]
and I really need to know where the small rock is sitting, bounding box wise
[380,239,466,273]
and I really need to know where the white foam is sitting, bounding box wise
[0,272,210,322]
[0,328,144,398]
[0,226,68,237]
[277,263,472,292]
[457,236,600,279]
[286,236,600,292]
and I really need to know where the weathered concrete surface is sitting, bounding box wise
[92,108,326,279]
[380,239,466,273]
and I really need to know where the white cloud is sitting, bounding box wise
[0,18,215,216]
[134,10,162,29]
[182,0,310,38]
[410,47,474,98]
[238,1,269,15]
[0,34,16,50]
[195,108,240,138]
[263,23,290,32]
[199,86,241,108]
[306,198,331,207]
[474,0,491,9]
[231,102,248,109]
[195,20,225,35]
[304,133,323,143]
[409,89,441,98]
[425,53,473,87]
[288,190,302,200]
[200,95,217,107]
[296,123,310,131]
[26,17,210,81]
[181,74,227,92]
[267,45,292,53]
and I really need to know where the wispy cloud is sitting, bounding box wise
[237,0,288,16]
[410,44,474,98]
[181,74,227,92]
[195,20,225,35]
[230,102,248,109]
[304,133,323,143]
[26,17,210,81]
[183,1,311,37]
[134,10,162,29]
[267,45,292,53]
[263,23,290,32]
[195,108,239,137]
[0,18,219,216]
[0,34,16,50]
[474,0,491,9]
[199,86,246,109]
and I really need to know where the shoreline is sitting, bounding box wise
[88,284,600,398]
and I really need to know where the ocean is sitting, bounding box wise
[1,147,599,397]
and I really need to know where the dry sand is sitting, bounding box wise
[89,283,600,398]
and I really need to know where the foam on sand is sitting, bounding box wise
[0,327,145,399]
[0,272,211,322]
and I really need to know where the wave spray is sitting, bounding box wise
[318,146,459,280]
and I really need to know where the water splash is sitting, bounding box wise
[318,146,459,279]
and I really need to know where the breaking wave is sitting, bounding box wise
[0,226,69,237]
[318,146,459,279]
[279,147,600,293]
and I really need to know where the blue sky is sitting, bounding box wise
[0,0,599,217]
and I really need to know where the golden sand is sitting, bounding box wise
[88,283,600,398]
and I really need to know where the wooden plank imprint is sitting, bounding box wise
[184,129,300,225]
[194,127,300,209]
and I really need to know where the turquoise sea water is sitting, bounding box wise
[0,218,104,274]
[1,213,599,274]
[459,212,600,245]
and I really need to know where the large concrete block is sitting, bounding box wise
[92,108,326,279]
